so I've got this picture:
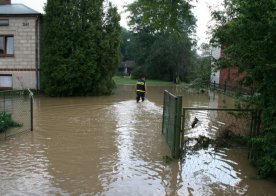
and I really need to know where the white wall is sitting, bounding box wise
[210,46,221,84]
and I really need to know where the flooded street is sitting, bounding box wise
[0,85,276,195]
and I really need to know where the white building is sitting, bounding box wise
[0,0,41,90]
[210,46,221,84]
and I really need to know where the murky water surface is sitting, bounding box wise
[0,85,275,195]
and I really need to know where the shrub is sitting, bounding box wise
[131,66,144,79]
[0,112,22,133]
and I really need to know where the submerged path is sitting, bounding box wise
[0,85,276,195]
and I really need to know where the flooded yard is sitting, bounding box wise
[0,85,275,195]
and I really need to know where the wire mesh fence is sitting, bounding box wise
[162,90,260,159]
[0,89,33,139]
[210,81,253,96]
[182,108,259,149]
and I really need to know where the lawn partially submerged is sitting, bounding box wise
[113,76,174,86]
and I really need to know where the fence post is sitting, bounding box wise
[162,91,166,134]
[3,93,5,113]
[30,96,33,131]
[256,110,262,135]
[173,95,182,158]
[3,93,6,138]
[181,109,186,151]
[250,110,254,137]
[28,89,34,132]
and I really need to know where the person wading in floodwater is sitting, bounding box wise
[136,75,146,103]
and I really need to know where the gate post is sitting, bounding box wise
[173,95,182,158]
[181,108,186,152]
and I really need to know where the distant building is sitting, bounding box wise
[210,46,221,84]
[118,60,135,76]
[211,46,246,88]
[0,0,41,90]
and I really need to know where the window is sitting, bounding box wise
[0,19,9,26]
[0,35,14,56]
[0,74,12,89]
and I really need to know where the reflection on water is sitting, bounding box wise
[0,85,275,195]
[179,148,247,195]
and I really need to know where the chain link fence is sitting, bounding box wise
[162,90,261,159]
[0,89,33,139]
[182,108,259,149]
[210,81,253,96]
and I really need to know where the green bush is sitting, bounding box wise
[0,112,22,133]
[131,66,144,80]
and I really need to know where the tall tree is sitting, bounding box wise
[41,0,121,96]
[126,0,196,82]
[145,33,193,82]
[212,0,276,177]
[127,0,196,34]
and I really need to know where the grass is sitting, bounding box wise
[113,76,174,86]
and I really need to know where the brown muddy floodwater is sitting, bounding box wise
[0,85,276,195]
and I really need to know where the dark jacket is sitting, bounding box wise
[136,79,146,92]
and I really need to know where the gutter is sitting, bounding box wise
[35,15,40,91]
[0,14,41,17]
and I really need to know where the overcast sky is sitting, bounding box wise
[12,0,223,46]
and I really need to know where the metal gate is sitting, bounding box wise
[162,90,182,158]
[162,90,260,159]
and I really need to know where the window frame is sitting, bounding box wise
[0,35,14,57]
[0,19,9,26]
[0,74,13,90]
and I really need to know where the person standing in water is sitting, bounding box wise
[136,75,146,103]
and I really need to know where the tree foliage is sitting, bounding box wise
[127,0,196,34]
[145,33,193,82]
[41,0,121,96]
[125,0,196,82]
[212,0,276,177]
[192,43,211,84]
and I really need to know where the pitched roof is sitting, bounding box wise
[0,4,41,15]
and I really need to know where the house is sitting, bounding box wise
[211,46,246,89]
[210,46,221,84]
[118,60,135,76]
[0,0,41,90]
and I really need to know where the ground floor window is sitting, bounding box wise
[0,35,14,57]
[0,74,12,89]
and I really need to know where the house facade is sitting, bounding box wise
[210,46,221,84]
[211,46,246,88]
[118,60,135,76]
[0,0,41,90]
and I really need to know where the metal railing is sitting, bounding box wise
[210,81,254,95]
[0,89,33,139]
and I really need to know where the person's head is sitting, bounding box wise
[140,75,145,80]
